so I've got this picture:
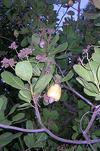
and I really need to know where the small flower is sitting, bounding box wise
[8,58,16,67]
[1,57,16,68]
[18,48,32,59]
[9,42,18,50]
[39,39,46,48]
[36,54,47,62]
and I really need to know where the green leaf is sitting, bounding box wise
[0,132,22,147]
[97,65,100,84]
[24,133,47,148]
[26,120,34,129]
[87,61,99,84]
[43,109,59,121]
[92,47,100,62]
[32,34,40,45]
[94,129,100,136]
[49,34,59,50]
[76,145,83,151]
[24,120,47,148]
[21,37,28,47]
[95,22,100,26]
[32,78,38,87]
[15,61,33,81]
[61,70,74,82]
[20,28,29,34]
[73,64,94,82]
[18,93,31,103]
[19,89,32,103]
[12,113,25,122]
[32,44,45,56]
[32,64,41,76]
[49,122,59,132]
[95,94,100,100]
[34,73,53,94]
[84,88,97,97]
[0,119,11,125]
[8,104,20,116]
[50,42,68,55]
[76,77,99,94]
[3,0,11,8]
[18,103,31,109]
[0,95,7,112]
[1,71,24,89]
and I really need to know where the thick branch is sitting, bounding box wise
[0,123,100,145]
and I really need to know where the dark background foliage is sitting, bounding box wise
[0,0,100,150]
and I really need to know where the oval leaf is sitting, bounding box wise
[50,42,68,55]
[12,113,25,122]
[19,89,32,103]
[84,88,98,97]
[49,34,59,51]
[61,70,74,82]
[15,61,33,81]
[73,64,94,82]
[34,74,53,94]
[1,71,24,89]
[76,77,99,94]
[97,65,100,84]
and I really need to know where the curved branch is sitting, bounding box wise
[0,124,45,133]
[0,123,100,145]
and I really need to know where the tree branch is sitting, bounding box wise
[0,100,99,145]
[0,122,100,145]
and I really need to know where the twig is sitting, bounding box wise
[77,0,81,20]
[56,4,64,15]
[56,7,69,31]
[71,6,78,11]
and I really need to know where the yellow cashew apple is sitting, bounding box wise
[47,84,61,102]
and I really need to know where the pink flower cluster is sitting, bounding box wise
[36,54,47,62]
[18,48,32,59]
[1,58,16,68]
[9,42,18,50]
